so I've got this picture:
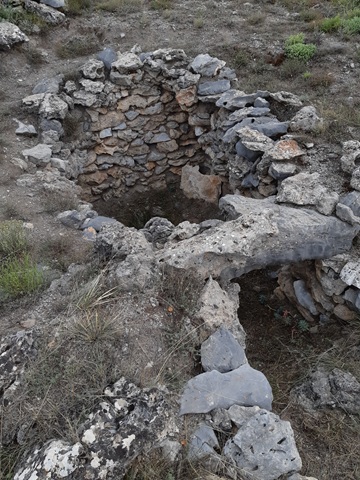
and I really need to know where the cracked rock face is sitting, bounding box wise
[223,409,302,480]
[14,378,179,479]
[158,195,358,283]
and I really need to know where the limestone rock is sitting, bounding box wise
[293,279,318,315]
[142,217,175,244]
[0,331,35,409]
[80,58,105,80]
[81,216,119,232]
[14,120,37,137]
[32,74,64,94]
[340,260,360,289]
[289,106,323,133]
[97,47,117,69]
[291,367,360,414]
[201,326,247,373]
[40,0,65,8]
[14,378,177,479]
[198,80,231,96]
[180,363,273,414]
[23,0,66,24]
[235,126,274,151]
[190,54,226,77]
[223,409,302,480]
[276,172,339,215]
[340,140,360,174]
[14,440,82,480]
[0,21,28,50]
[270,91,302,107]
[268,162,296,180]
[111,52,143,73]
[265,139,304,161]
[216,90,266,110]
[95,222,151,260]
[168,221,200,241]
[39,94,69,120]
[180,165,222,204]
[194,277,246,346]
[22,144,52,166]
[159,195,357,283]
[187,424,220,462]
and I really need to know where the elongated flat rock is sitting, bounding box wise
[179,363,273,414]
[159,195,358,282]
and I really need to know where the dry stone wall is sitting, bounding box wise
[21,48,310,205]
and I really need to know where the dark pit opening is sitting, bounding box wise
[92,182,224,228]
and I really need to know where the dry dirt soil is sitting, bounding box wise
[1,1,360,479]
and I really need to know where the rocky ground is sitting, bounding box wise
[1,0,360,479]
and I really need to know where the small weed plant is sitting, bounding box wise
[0,220,29,260]
[285,34,317,62]
[0,221,44,300]
[0,254,44,299]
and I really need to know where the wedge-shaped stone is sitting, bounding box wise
[179,363,273,414]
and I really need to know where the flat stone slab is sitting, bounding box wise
[159,195,358,283]
[201,326,247,373]
[179,363,273,415]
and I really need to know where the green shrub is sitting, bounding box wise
[150,0,172,10]
[320,15,342,32]
[0,220,29,261]
[0,6,47,34]
[285,33,305,46]
[342,16,360,33]
[284,34,316,62]
[0,254,44,298]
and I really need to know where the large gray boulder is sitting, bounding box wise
[158,195,358,283]
[223,409,302,480]
[179,363,273,414]
[291,367,360,414]
[14,378,178,479]
[0,22,28,50]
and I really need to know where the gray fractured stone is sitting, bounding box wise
[227,404,261,428]
[40,0,65,8]
[141,217,175,244]
[111,52,143,74]
[57,209,97,230]
[169,221,200,241]
[22,0,66,25]
[180,165,222,204]
[270,91,302,107]
[179,363,273,415]
[80,58,105,80]
[336,203,360,226]
[97,47,117,69]
[40,118,64,136]
[340,140,360,174]
[189,54,226,77]
[187,424,220,461]
[194,277,245,346]
[14,378,177,480]
[159,195,357,283]
[293,280,318,316]
[235,141,261,162]
[289,106,323,133]
[268,162,296,180]
[201,326,247,373]
[14,441,82,480]
[216,90,259,110]
[22,144,52,166]
[39,94,69,120]
[15,120,37,137]
[340,260,360,289]
[291,367,360,414]
[32,75,64,94]
[81,216,119,232]
[276,172,339,215]
[0,21,29,50]
[197,80,231,96]
[343,287,360,310]
[338,191,360,217]
[223,410,302,480]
